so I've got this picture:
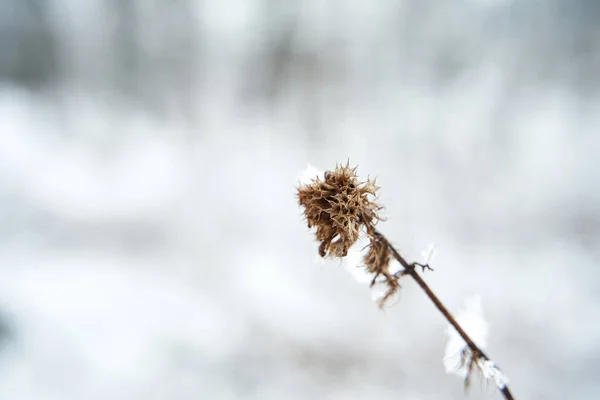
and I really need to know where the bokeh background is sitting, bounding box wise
[1,0,599,399]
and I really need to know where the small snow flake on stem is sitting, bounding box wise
[421,243,437,265]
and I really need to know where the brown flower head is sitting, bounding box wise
[297,161,382,258]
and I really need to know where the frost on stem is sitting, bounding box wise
[444,296,488,382]
[421,243,437,265]
[443,295,509,390]
[478,358,509,390]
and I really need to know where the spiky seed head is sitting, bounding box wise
[297,161,382,258]
[297,161,404,308]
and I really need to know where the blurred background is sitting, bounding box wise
[0,0,599,399]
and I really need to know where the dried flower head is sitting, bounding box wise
[297,161,382,258]
[297,161,403,307]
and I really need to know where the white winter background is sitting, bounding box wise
[1,1,599,399]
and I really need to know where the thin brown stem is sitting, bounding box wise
[374,228,515,400]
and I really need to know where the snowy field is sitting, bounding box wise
[1,1,599,399]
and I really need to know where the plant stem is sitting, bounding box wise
[375,228,515,400]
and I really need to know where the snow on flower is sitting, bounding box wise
[296,163,323,186]
[340,234,373,285]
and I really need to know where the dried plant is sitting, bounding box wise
[297,162,382,258]
[297,161,515,400]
